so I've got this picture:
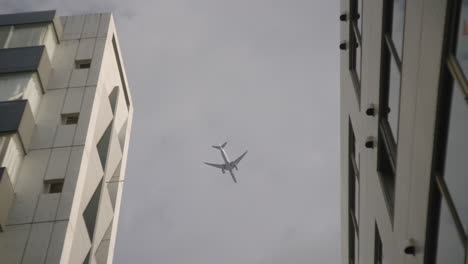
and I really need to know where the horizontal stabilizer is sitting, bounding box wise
[212,142,227,149]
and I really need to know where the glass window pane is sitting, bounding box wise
[0,73,34,101]
[435,199,465,263]
[391,0,406,59]
[443,82,468,233]
[387,58,401,142]
[8,24,46,48]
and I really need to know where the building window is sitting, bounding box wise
[45,180,64,193]
[349,0,363,102]
[61,113,79,125]
[377,0,406,221]
[426,0,468,262]
[0,24,48,49]
[75,59,91,69]
[349,120,359,264]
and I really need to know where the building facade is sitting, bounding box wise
[0,10,133,263]
[340,0,467,263]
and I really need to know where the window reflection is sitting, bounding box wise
[387,58,401,141]
[435,200,465,263]
[443,82,468,233]
[391,0,406,59]
[456,0,468,78]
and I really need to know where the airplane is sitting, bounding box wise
[204,142,247,183]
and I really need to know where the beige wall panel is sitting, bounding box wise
[54,124,76,148]
[86,38,106,86]
[81,14,101,39]
[56,146,84,221]
[48,69,72,90]
[33,193,60,222]
[0,224,31,263]
[97,14,111,38]
[63,15,85,40]
[45,220,68,264]
[52,40,79,69]
[44,147,72,181]
[22,222,54,264]
[69,69,89,88]
[7,149,51,224]
[74,86,96,145]
[30,89,66,150]
[76,38,96,61]
[63,87,85,114]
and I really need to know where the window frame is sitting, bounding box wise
[376,0,407,223]
[425,0,468,262]
[349,0,363,105]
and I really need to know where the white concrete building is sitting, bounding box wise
[0,10,133,263]
[341,0,468,263]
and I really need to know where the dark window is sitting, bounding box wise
[61,113,79,125]
[349,0,363,102]
[75,59,91,69]
[425,0,468,263]
[45,179,64,193]
[349,120,359,264]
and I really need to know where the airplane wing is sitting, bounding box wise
[229,170,238,183]
[204,162,226,170]
[231,151,248,166]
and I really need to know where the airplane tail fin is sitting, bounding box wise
[212,142,227,149]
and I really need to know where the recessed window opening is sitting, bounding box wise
[45,179,64,193]
[75,59,91,69]
[61,113,79,125]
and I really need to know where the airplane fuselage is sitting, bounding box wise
[219,148,236,171]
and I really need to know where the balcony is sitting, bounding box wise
[0,10,62,62]
[0,46,52,119]
[0,100,35,153]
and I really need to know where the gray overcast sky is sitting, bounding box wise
[3,1,340,263]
